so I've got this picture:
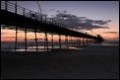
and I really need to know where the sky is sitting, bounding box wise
[1,1,119,42]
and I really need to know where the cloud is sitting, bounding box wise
[56,10,67,14]
[78,19,109,30]
[93,20,111,25]
[42,10,46,11]
[79,23,108,30]
[49,9,55,11]
[56,10,60,13]
[52,12,111,30]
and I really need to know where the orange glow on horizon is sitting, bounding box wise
[1,23,119,43]
[1,29,66,42]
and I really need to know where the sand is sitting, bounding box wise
[1,46,119,79]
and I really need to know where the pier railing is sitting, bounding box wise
[1,1,67,28]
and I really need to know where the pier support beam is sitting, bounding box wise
[79,38,81,46]
[76,37,78,47]
[25,27,27,52]
[51,33,53,49]
[86,38,88,46]
[68,36,70,47]
[65,35,68,49]
[70,36,72,47]
[85,38,87,46]
[76,37,78,46]
[74,37,76,47]
[35,29,38,51]
[82,37,84,46]
[67,36,69,48]
[45,32,48,51]
[77,37,79,47]
[72,37,74,47]
[15,26,18,51]
[59,34,61,49]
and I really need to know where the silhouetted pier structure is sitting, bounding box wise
[1,1,104,52]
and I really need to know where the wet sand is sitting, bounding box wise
[1,46,119,79]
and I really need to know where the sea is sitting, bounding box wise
[1,42,119,52]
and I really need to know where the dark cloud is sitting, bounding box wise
[56,10,67,14]
[78,19,109,30]
[93,20,111,25]
[78,17,87,19]
[49,9,55,11]
[52,12,111,30]
[62,10,67,13]
[79,23,108,30]
[42,10,46,11]
[56,10,60,13]
[53,13,80,28]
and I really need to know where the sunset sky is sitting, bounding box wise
[1,1,119,42]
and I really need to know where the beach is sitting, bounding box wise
[1,46,119,79]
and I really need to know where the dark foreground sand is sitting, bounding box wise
[1,46,119,79]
